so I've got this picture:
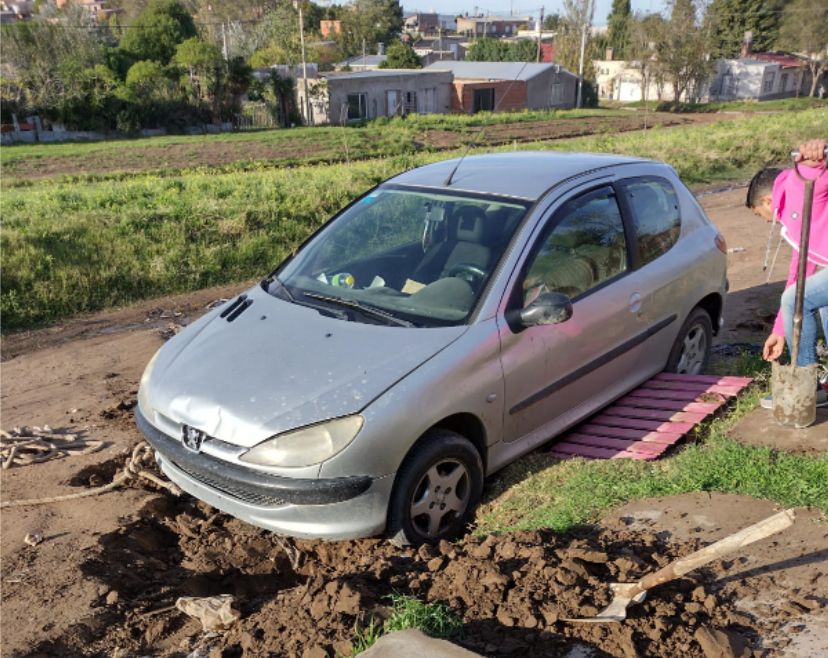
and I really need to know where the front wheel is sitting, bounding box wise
[387,430,483,547]
[666,307,713,375]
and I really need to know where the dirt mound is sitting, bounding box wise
[22,491,814,658]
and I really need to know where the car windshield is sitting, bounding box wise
[269,186,530,327]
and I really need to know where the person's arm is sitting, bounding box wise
[795,138,827,166]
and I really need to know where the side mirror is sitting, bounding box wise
[515,292,573,328]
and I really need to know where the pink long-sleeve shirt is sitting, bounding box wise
[771,165,828,336]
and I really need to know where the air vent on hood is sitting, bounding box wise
[220,294,253,322]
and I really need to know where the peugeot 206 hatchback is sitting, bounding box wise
[136,152,727,545]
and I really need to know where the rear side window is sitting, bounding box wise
[618,177,681,266]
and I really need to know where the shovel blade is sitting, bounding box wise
[563,583,647,623]
[771,361,818,428]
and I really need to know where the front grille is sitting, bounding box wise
[171,458,286,508]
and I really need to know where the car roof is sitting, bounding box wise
[387,151,654,201]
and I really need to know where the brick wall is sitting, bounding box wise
[451,80,527,113]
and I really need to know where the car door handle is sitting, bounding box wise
[629,292,642,314]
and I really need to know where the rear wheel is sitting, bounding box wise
[666,307,713,375]
[387,429,483,547]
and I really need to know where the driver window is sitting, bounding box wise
[523,187,627,305]
[314,191,423,272]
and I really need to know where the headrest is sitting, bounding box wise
[628,185,663,216]
[454,206,489,242]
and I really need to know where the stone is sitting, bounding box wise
[694,626,750,658]
[105,590,120,606]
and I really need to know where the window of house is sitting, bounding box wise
[618,177,681,266]
[763,73,775,93]
[522,187,627,302]
[472,87,495,112]
[781,72,789,90]
[347,93,367,120]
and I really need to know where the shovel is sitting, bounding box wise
[563,508,795,623]
[771,150,827,428]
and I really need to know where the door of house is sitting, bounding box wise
[386,90,399,116]
[472,87,495,113]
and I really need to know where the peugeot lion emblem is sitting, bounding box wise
[182,425,206,453]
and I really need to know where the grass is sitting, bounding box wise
[348,594,463,656]
[2,107,826,331]
[474,353,828,535]
[609,97,827,113]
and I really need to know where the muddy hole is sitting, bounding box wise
[68,454,127,487]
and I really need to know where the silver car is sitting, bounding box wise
[136,152,726,545]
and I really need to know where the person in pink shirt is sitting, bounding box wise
[746,138,828,408]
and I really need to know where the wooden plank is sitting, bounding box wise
[617,396,722,413]
[626,388,726,402]
[639,381,744,396]
[550,442,652,460]
[602,406,708,423]
[576,424,684,444]
[565,433,668,455]
[654,373,752,386]
[587,414,696,434]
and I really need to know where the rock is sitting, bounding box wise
[24,533,43,547]
[694,626,750,658]
[358,629,480,657]
[105,590,120,606]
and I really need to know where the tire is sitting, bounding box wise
[387,429,484,547]
[665,307,713,375]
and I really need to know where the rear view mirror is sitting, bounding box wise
[517,292,573,328]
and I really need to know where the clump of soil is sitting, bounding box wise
[24,492,810,658]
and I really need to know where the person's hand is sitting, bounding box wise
[763,333,786,362]
[795,139,827,165]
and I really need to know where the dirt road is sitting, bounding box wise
[1,188,825,657]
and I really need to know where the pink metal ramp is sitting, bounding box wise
[549,373,753,461]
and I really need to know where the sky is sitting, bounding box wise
[402,1,670,27]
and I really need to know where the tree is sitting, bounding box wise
[119,0,197,64]
[543,13,561,31]
[337,0,403,58]
[777,0,828,97]
[628,12,665,102]
[379,40,422,68]
[555,0,599,106]
[705,0,784,59]
[657,0,712,102]
[125,60,169,96]
[606,0,631,59]
[466,38,537,62]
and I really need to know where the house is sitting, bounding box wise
[320,20,341,38]
[456,15,533,38]
[404,12,440,35]
[707,53,811,101]
[425,61,577,113]
[298,69,454,124]
[253,64,319,82]
[335,54,388,71]
[412,36,469,65]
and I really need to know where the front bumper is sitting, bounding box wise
[135,407,393,539]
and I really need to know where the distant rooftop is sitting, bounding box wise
[325,68,450,80]
[337,54,388,68]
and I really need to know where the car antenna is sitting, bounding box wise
[443,60,532,187]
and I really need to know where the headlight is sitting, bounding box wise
[137,349,160,413]
[239,415,364,468]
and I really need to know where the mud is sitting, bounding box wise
[17,486,817,658]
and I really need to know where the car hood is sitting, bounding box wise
[146,285,467,448]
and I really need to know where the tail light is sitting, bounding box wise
[715,233,727,254]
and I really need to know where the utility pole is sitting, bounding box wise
[294,1,312,125]
[221,22,228,60]
[536,6,544,63]
[362,38,367,68]
[576,0,594,109]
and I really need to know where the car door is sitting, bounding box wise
[497,184,659,445]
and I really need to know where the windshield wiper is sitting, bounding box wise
[262,274,295,302]
[302,292,415,327]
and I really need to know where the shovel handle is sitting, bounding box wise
[634,509,795,594]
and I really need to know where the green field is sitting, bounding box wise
[2,107,826,331]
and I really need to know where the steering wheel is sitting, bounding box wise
[446,263,486,288]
